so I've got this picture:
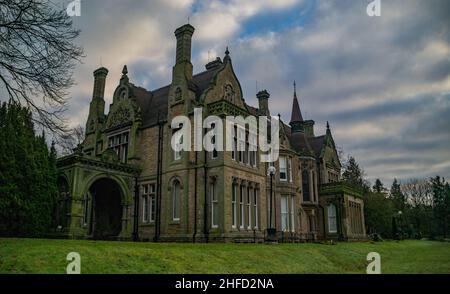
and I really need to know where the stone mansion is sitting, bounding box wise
[56,24,366,242]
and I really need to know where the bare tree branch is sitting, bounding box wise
[0,0,84,135]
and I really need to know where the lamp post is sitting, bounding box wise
[267,166,276,240]
[392,210,403,240]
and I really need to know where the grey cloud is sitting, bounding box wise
[57,0,449,185]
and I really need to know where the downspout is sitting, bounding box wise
[318,203,326,240]
[193,150,198,243]
[337,196,345,241]
[133,176,139,241]
[203,139,209,243]
[154,114,161,242]
[155,114,164,242]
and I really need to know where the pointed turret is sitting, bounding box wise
[290,81,304,132]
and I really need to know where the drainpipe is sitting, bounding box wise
[318,203,326,240]
[133,176,139,241]
[155,114,164,242]
[203,139,209,243]
[193,150,198,243]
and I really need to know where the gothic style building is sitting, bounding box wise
[56,24,366,242]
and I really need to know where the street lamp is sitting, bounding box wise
[267,165,276,240]
[392,210,403,240]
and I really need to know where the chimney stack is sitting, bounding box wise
[174,24,195,65]
[257,90,270,116]
[92,67,108,100]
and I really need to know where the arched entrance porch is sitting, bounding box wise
[89,178,123,240]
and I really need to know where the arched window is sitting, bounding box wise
[302,170,310,202]
[172,180,181,221]
[327,203,337,233]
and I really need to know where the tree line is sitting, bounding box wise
[0,102,58,236]
[342,156,450,240]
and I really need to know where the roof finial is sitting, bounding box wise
[225,46,230,56]
[327,121,330,130]
[122,65,128,75]
[294,80,296,93]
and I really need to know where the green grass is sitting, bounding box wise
[0,238,449,274]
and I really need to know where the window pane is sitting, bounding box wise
[232,185,236,227]
[143,196,148,222]
[173,181,180,220]
[281,196,289,231]
[253,189,258,229]
[240,186,244,228]
[328,204,337,233]
[302,170,310,201]
[290,197,295,232]
[280,156,287,181]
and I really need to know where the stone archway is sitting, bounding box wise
[89,178,123,240]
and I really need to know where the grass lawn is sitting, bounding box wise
[0,238,449,274]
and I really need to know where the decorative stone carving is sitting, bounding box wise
[107,105,131,129]
[101,148,119,163]
[175,87,182,101]
[223,84,235,103]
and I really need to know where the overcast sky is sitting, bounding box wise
[56,0,449,186]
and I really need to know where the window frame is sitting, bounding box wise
[247,187,252,230]
[210,182,219,228]
[107,130,130,163]
[327,203,337,233]
[172,180,181,221]
[232,184,237,228]
[239,185,245,229]
[279,156,287,181]
[253,189,258,229]
[281,195,289,232]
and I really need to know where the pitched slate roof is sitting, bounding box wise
[308,135,326,158]
[132,67,220,128]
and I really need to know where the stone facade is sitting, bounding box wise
[56,24,366,242]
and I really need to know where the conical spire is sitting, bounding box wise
[290,81,303,124]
